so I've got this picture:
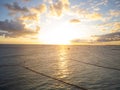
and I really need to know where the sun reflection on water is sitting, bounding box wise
[57,46,69,79]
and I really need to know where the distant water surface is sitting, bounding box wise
[0,45,120,90]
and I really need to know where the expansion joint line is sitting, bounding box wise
[0,65,88,90]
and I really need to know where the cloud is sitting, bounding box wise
[3,2,45,38]
[95,32,120,42]
[109,10,120,17]
[99,22,120,32]
[71,31,120,43]
[30,4,47,14]
[61,0,70,10]
[49,0,70,16]
[22,0,31,2]
[70,19,80,23]
[86,12,103,21]
[49,1,63,16]
[113,22,120,31]
[5,2,29,15]
[5,2,47,16]
[72,0,108,13]
[71,6,104,21]
[70,39,89,43]
[19,14,39,21]
[92,0,108,8]
[0,19,40,37]
[17,4,47,30]
[115,0,120,8]
[0,30,8,37]
[18,5,45,32]
[44,0,53,4]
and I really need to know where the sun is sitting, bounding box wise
[37,18,93,45]
[38,21,77,44]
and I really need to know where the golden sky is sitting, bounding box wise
[0,0,120,45]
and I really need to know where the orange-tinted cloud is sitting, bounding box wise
[49,0,70,16]
[86,12,103,21]
[70,19,80,23]
[30,4,47,14]
[71,6,104,21]
[99,22,120,32]
[19,14,38,21]
[109,10,120,17]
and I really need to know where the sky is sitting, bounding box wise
[0,0,120,45]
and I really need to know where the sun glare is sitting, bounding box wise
[38,22,74,44]
[37,19,93,44]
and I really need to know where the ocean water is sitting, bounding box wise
[0,45,120,90]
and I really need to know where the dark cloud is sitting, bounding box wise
[0,20,24,31]
[0,19,40,37]
[95,32,120,42]
[5,2,29,14]
[71,32,120,43]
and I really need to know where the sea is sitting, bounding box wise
[0,44,120,90]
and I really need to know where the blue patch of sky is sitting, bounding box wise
[0,0,44,21]
[99,0,120,14]
[17,0,43,8]
[70,0,88,6]
[0,0,15,20]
